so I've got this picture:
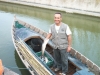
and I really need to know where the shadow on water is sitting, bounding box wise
[15,50,31,75]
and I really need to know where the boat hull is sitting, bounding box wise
[11,17,100,75]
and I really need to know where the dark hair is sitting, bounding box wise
[55,12,62,17]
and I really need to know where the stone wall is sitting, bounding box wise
[0,0,100,17]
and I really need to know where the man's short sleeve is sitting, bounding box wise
[49,28,51,33]
[66,25,72,35]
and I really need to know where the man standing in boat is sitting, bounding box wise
[43,12,72,75]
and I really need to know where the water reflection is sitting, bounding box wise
[0,2,56,21]
[15,51,31,75]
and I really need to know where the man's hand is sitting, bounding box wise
[67,46,71,52]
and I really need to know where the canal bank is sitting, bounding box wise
[0,0,100,17]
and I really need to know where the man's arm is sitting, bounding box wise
[46,33,52,39]
[42,33,52,54]
[67,34,72,52]
[43,33,52,45]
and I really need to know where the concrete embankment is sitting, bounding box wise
[0,0,100,17]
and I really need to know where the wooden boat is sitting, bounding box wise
[11,17,100,75]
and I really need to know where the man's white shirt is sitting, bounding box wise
[49,24,72,35]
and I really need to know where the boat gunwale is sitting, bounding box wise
[11,17,37,75]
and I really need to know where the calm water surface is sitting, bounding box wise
[0,2,100,75]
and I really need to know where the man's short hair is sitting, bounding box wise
[55,12,62,17]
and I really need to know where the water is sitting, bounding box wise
[0,2,100,75]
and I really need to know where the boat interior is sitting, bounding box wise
[25,36,76,75]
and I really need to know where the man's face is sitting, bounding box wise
[54,14,62,25]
